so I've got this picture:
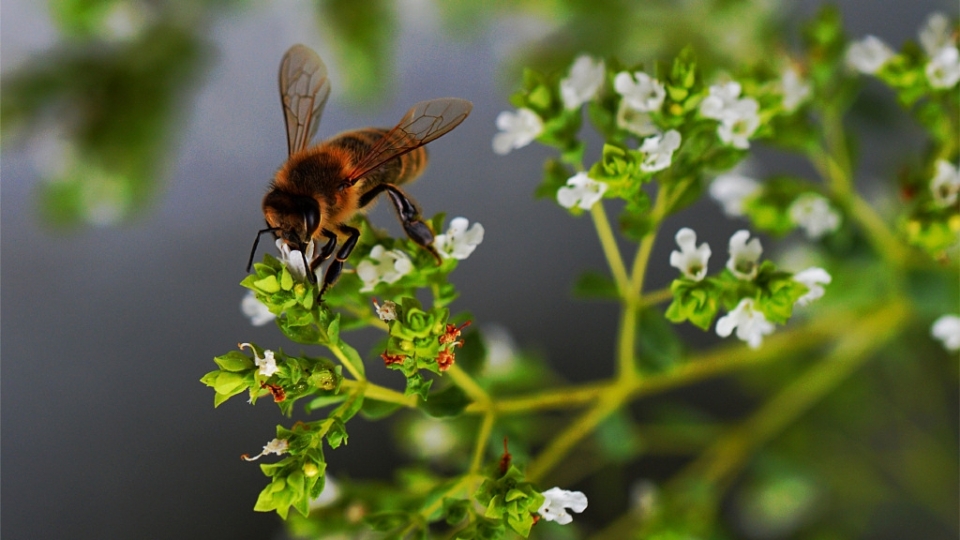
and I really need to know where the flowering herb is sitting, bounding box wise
[204,8,958,539]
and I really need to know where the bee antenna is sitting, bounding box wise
[247,227,281,272]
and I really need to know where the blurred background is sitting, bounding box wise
[2,0,956,539]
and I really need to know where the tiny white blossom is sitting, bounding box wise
[374,299,397,322]
[433,217,485,260]
[276,238,317,282]
[931,314,960,352]
[356,245,413,292]
[241,291,276,326]
[727,230,763,280]
[561,55,606,110]
[669,228,712,281]
[639,129,681,172]
[557,172,608,210]
[538,487,588,525]
[926,46,960,89]
[780,66,812,112]
[789,193,841,239]
[243,437,289,461]
[716,298,776,349]
[716,97,761,149]
[614,71,666,112]
[919,12,954,57]
[616,101,659,136]
[239,342,280,377]
[700,81,743,120]
[793,267,832,307]
[845,36,894,74]
[930,159,960,206]
[309,474,342,510]
[710,173,761,217]
[492,108,544,155]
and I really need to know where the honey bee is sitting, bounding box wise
[247,44,473,297]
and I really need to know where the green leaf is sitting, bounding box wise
[214,351,255,372]
[359,397,402,420]
[405,373,433,401]
[573,270,620,299]
[254,275,281,294]
[420,385,470,418]
[443,497,471,525]
[365,511,411,532]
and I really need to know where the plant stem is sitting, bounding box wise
[469,411,496,475]
[591,202,631,296]
[640,286,673,306]
[446,365,490,407]
[341,380,418,408]
[327,342,364,381]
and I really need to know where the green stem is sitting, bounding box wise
[340,379,418,408]
[590,202,631,296]
[446,365,490,406]
[327,342,364,381]
[469,411,496,475]
[640,286,673,306]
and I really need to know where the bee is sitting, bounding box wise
[247,44,472,297]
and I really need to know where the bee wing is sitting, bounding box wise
[279,44,331,156]
[345,98,473,183]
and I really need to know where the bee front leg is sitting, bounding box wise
[363,184,442,265]
[319,225,360,300]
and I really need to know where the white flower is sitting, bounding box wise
[239,342,281,377]
[789,193,841,239]
[926,46,960,89]
[538,487,588,525]
[845,36,894,74]
[716,97,761,149]
[433,217,485,260]
[356,245,413,292]
[793,267,832,307]
[931,314,960,351]
[670,228,711,281]
[614,71,666,112]
[700,82,743,120]
[309,474,342,510]
[727,230,763,280]
[716,298,775,349]
[276,238,317,282]
[374,299,397,321]
[616,101,659,136]
[244,439,288,461]
[241,291,276,326]
[710,173,761,217]
[780,66,811,112]
[639,129,681,172]
[930,159,960,206]
[492,108,543,155]
[557,172,608,210]
[561,55,606,110]
[242,437,288,461]
[919,12,954,57]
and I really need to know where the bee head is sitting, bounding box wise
[262,190,322,246]
[248,190,322,272]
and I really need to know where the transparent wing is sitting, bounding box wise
[279,44,331,156]
[345,98,473,183]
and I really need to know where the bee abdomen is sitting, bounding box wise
[330,128,427,186]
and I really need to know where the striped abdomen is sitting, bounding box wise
[328,128,428,189]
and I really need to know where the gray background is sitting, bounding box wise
[1,1,951,538]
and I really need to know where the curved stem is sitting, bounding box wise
[469,411,496,475]
[590,202,631,296]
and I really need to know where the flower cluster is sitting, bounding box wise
[667,228,831,348]
[699,81,761,149]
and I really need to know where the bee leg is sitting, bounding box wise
[318,225,360,300]
[308,229,338,285]
[365,184,442,265]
